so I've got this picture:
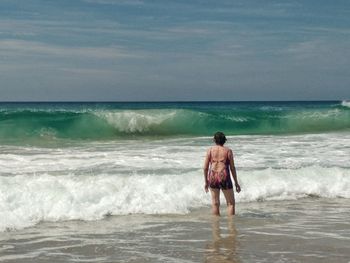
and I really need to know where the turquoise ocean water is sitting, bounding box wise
[0,101,349,144]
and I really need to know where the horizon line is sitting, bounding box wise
[0,99,346,103]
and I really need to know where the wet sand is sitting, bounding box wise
[1,198,350,263]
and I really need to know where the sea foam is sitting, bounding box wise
[95,109,178,133]
[341,100,350,108]
[1,166,349,232]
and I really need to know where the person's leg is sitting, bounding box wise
[222,189,235,216]
[210,188,220,216]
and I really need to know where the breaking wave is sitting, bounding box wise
[1,166,349,231]
[0,101,349,142]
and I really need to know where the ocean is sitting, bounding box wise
[0,101,350,262]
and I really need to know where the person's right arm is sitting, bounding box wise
[229,150,241,193]
[203,149,210,193]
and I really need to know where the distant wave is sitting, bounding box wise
[0,102,349,142]
[1,166,349,231]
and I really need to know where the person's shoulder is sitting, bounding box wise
[206,147,213,155]
[224,146,233,151]
[224,146,234,156]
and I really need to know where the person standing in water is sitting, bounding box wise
[203,132,241,216]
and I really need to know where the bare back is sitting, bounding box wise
[208,145,229,172]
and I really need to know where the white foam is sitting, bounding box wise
[0,171,206,232]
[239,166,350,201]
[0,166,349,232]
[341,100,350,108]
[95,110,177,133]
[1,132,350,231]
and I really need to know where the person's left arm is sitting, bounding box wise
[228,149,241,193]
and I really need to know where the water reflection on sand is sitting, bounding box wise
[204,217,240,263]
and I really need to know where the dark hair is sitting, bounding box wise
[213,131,227,145]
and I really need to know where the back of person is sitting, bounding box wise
[209,145,230,173]
[207,145,232,190]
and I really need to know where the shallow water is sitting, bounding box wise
[1,198,349,263]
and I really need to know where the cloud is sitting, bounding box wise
[284,40,322,56]
[282,38,350,64]
[0,39,144,60]
[303,26,350,35]
[82,0,143,5]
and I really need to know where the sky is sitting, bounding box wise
[0,0,349,101]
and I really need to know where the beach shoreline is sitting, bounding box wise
[1,198,349,263]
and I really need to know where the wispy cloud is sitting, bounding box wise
[0,39,144,60]
[82,0,144,5]
[282,38,350,62]
[284,40,322,56]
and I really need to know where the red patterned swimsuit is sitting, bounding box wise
[207,148,233,190]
